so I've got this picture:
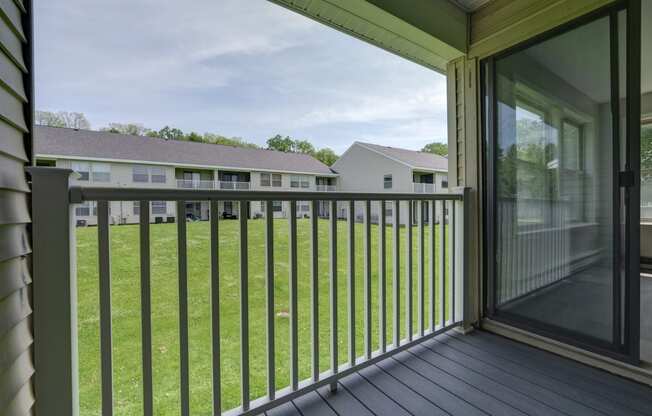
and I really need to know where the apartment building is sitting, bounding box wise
[34,126,337,225]
[332,141,448,223]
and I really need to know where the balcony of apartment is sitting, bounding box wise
[30,167,652,416]
[316,184,336,192]
[219,170,251,190]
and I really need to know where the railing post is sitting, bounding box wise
[454,187,473,333]
[28,167,79,416]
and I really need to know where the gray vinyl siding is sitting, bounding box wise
[0,0,34,415]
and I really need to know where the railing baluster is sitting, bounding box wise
[310,200,319,382]
[378,201,387,353]
[439,201,446,328]
[418,201,425,337]
[289,201,299,391]
[98,200,113,416]
[364,200,372,360]
[329,200,338,392]
[429,201,435,331]
[139,201,153,416]
[209,201,222,414]
[239,201,250,410]
[176,201,190,416]
[265,201,275,398]
[450,201,456,324]
[392,200,400,347]
[406,201,413,341]
[348,201,356,366]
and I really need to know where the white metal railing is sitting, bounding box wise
[316,184,336,192]
[219,181,250,190]
[176,179,215,189]
[29,167,470,416]
[413,182,435,193]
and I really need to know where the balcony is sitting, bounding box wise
[316,184,337,192]
[29,168,652,416]
[413,182,435,193]
[219,180,251,190]
[176,179,216,189]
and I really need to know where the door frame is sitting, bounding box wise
[481,0,641,364]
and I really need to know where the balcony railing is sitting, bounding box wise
[413,182,435,193]
[316,184,336,192]
[219,180,251,190]
[30,167,470,416]
[176,179,215,189]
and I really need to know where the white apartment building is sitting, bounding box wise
[331,141,449,224]
[34,126,338,225]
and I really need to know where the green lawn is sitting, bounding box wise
[76,219,450,415]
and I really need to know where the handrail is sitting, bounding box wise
[69,186,463,203]
[33,168,470,416]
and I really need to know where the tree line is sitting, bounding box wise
[35,110,449,166]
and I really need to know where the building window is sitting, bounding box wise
[133,201,140,215]
[291,175,309,188]
[272,201,283,212]
[385,201,393,216]
[260,173,271,187]
[152,201,167,215]
[151,167,166,183]
[133,166,149,182]
[299,202,310,212]
[384,174,392,189]
[272,173,282,187]
[75,201,91,216]
[441,180,448,189]
[92,163,111,182]
[72,162,90,181]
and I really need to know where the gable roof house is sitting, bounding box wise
[332,141,448,223]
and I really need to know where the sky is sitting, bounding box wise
[35,0,447,154]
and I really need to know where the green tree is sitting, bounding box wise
[204,133,259,149]
[185,132,203,142]
[294,139,315,155]
[421,142,448,156]
[266,134,295,152]
[314,148,339,166]
[155,126,185,141]
[101,123,149,136]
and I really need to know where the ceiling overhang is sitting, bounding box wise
[268,0,468,74]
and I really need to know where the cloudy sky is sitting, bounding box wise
[35,0,447,153]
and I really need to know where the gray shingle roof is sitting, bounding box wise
[356,142,448,171]
[34,126,336,176]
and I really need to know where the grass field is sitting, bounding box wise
[76,218,450,415]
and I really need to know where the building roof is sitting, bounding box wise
[354,141,448,172]
[34,126,336,176]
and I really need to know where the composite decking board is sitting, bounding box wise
[392,350,526,416]
[409,344,567,416]
[457,331,652,398]
[357,364,449,416]
[438,334,644,416]
[317,385,374,416]
[421,337,606,416]
[450,332,652,415]
[266,330,652,416]
[338,372,411,416]
[376,357,489,416]
[265,401,301,416]
[291,391,337,416]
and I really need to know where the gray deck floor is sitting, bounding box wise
[265,330,652,416]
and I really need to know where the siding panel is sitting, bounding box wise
[0,119,28,160]
[0,256,30,300]
[0,1,31,414]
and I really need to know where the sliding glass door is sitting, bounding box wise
[484,4,640,361]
